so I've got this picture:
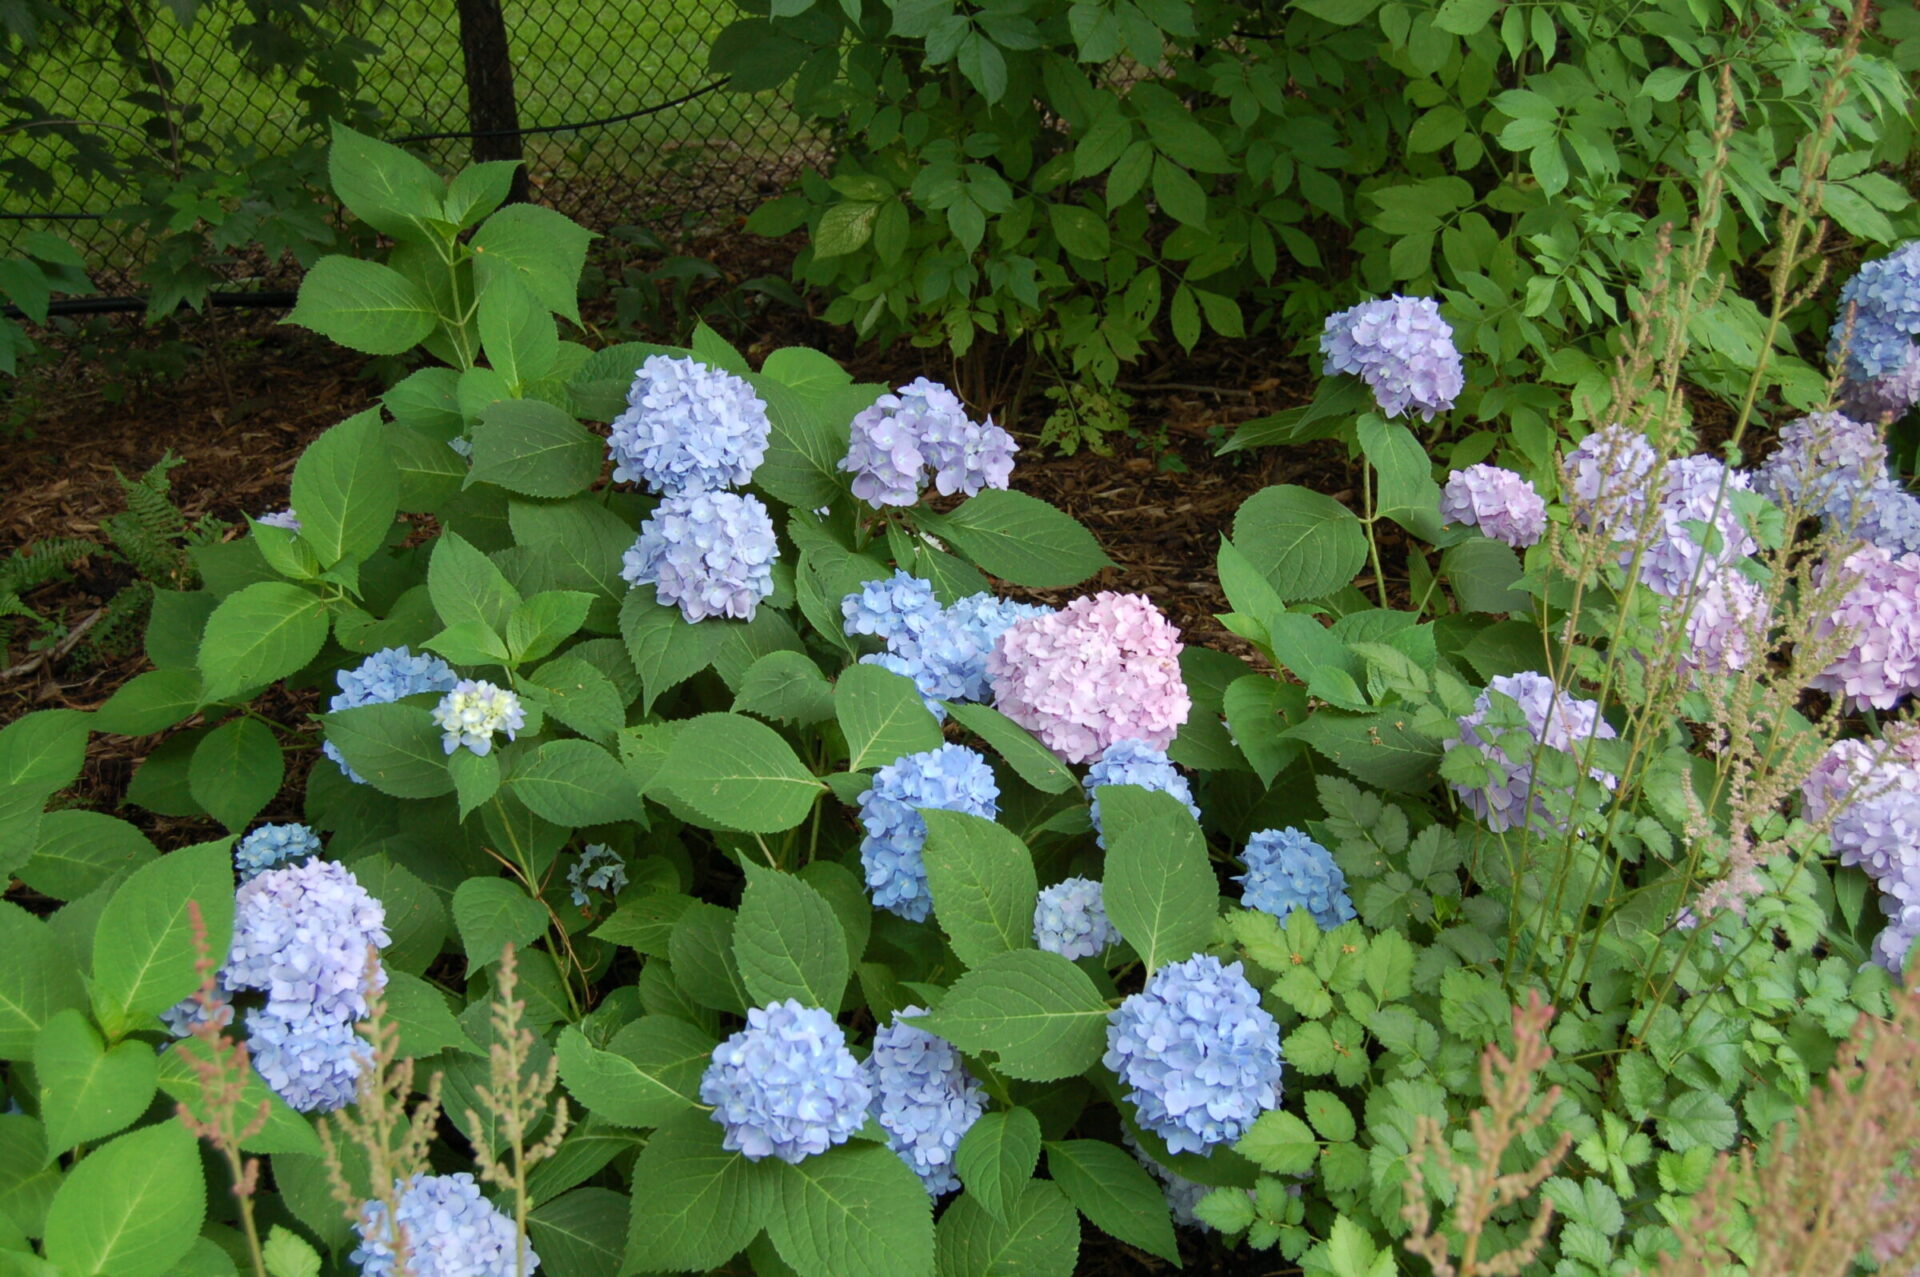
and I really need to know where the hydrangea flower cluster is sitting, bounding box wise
[432,680,524,756]
[1235,828,1356,930]
[170,858,391,1113]
[1440,464,1547,548]
[323,647,458,783]
[1563,424,1658,532]
[839,378,1017,507]
[233,822,322,882]
[700,1000,871,1163]
[1841,356,1920,424]
[621,490,777,623]
[606,354,770,494]
[1676,568,1770,675]
[1319,295,1465,421]
[1827,241,1920,414]
[866,1007,985,1195]
[1446,671,1619,833]
[1802,728,1920,972]
[1083,739,1201,847]
[257,508,301,532]
[1809,544,1920,709]
[1631,456,1758,596]
[843,574,1051,716]
[567,843,628,908]
[987,592,1191,764]
[857,744,999,921]
[351,1172,538,1277]
[1849,480,1920,558]
[1033,877,1119,959]
[1754,411,1886,512]
[1104,954,1284,1155]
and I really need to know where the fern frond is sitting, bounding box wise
[0,537,100,596]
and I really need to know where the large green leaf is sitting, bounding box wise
[327,121,445,242]
[469,204,595,324]
[41,1120,204,1277]
[509,740,642,826]
[287,256,437,356]
[470,398,603,499]
[625,1110,773,1272]
[1357,416,1444,541]
[429,531,522,634]
[917,491,1112,589]
[187,717,284,833]
[477,275,560,391]
[93,669,202,737]
[767,1143,935,1277]
[555,1017,712,1128]
[0,1113,61,1236]
[1232,485,1368,601]
[953,1108,1040,1224]
[733,862,850,1010]
[934,1180,1079,1277]
[1044,1139,1179,1263]
[323,700,454,799]
[1285,710,1443,793]
[733,650,836,726]
[452,877,548,973]
[0,902,86,1059]
[90,841,235,1039]
[920,949,1109,1082]
[196,582,330,701]
[1099,791,1218,973]
[620,589,725,714]
[21,811,157,902]
[748,348,869,510]
[290,408,400,567]
[835,662,943,771]
[527,1187,627,1277]
[654,713,824,833]
[920,810,1038,969]
[34,1009,158,1156]
[945,703,1076,794]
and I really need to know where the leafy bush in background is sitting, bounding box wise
[6,93,1920,1277]
[716,0,1919,452]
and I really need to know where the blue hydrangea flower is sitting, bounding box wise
[323,647,458,783]
[857,744,1000,921]
[842,572,943,648]
[1848,480,1920,558]
[1828,241,1920,381]
[1840,353,1920,424]
[1084,739,1201,848]
[622,490,778,623]
[234,823,323,882]
[257,508,301,532]
[908,594,1052,704]
[1236,828,1355,930]
[225,858,390,1027]
[1445,671,1619,833]
[700,999,871,1163]
[352,1172,539,1277]
[1104,955,1284,1156]
[1441,464,1547,548]
[1563,424,1659,533]
[840,378,1015,507]
[1755,411,1886,512]
[1033,877,1120,960]
[1319,296,1465,421]
[431,680,525,757]
[246,1006,367,1114]
[567,843,628,908]
[606,354,770,494]
[866,1007,985,1195]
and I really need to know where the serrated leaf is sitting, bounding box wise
[1100,794,1217,973]
[626,1110,773,1272]
[453,878,547,973]
[41,1121,204,1277]
[945,703,1076,793]
[654,713,824,833]
[767,1143,935,1277]
[920,811,1039,969]
[954,1108,1041,1223]
[91,841,235,1039]
[555,1017,712,1128]
[836,662,943,770]
[919,950,1109,1082]
[34,1009,158,1157]
[734,862,850,1009]
[1044,1139,1179,1263]
[936,1179,1079,1277]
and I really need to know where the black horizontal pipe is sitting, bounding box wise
[3,290,298,321]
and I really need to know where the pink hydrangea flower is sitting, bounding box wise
[985,592,1190,764]
[1809,544,1920,710]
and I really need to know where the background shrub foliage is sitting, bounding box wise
[2,92,1918,1277]
[721,0,1919,449]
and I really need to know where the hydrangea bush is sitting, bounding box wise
[6,125,1918,1277]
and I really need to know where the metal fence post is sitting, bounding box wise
[454,0,531,202]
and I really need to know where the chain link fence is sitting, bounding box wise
[2,0,822,293]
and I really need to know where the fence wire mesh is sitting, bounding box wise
[1,0,822,294]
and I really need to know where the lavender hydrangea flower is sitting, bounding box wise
[1441,464,1547,548]
[856,745,999,921]
[1849,480,1920,558]
[842,572,943,647]
[1800,730,1920,887]
[323,647,458,783]
[1104,955,1284,1155]
[1828,241,1920,382]
[352,1172,539,1277]
[432,681,524,757]
[1809,544,1920,710]
[1676,567,1770,675]
[247,1008,366,1114]
[1319,295,1465,422]
[257,508,301,532]
[233,823,323,882]
[866,1007,985,1195]
[1236,828,1355,930]
[987,592,1191,764]
[1871,893,1920,976]
[700,999,871,1163]
[606,354,770,494]
[622,490,778,623]
[568,843,628,909]
[1084,739,1201,848]
[1563,424,1659,533]
[1033,877,1120,960]
[1754,411,1886,512]
[1445,672,1619,833]
[1840,355,1920,424]
[839,378,1016,507]
[1632,456,1758,597]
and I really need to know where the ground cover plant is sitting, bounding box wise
[6,49,1920,1277]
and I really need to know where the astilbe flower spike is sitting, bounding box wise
[866,1007,985,1195]
[1440,465,1547,548]
[1033,876,1119,960]
[1445,672,1618,833]
[700,999,871,1163]
[622,489,778,622]
[857,744,999,921]
[1083,738,1200,847]
[1104,954,1284,1155]
[1236,828,1356,930]
[1320,295,1465,421]
[606,353,770,494]
[323,646,458,783]
[987,591,1190,764]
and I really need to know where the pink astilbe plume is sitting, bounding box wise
[985,591,1190,764]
